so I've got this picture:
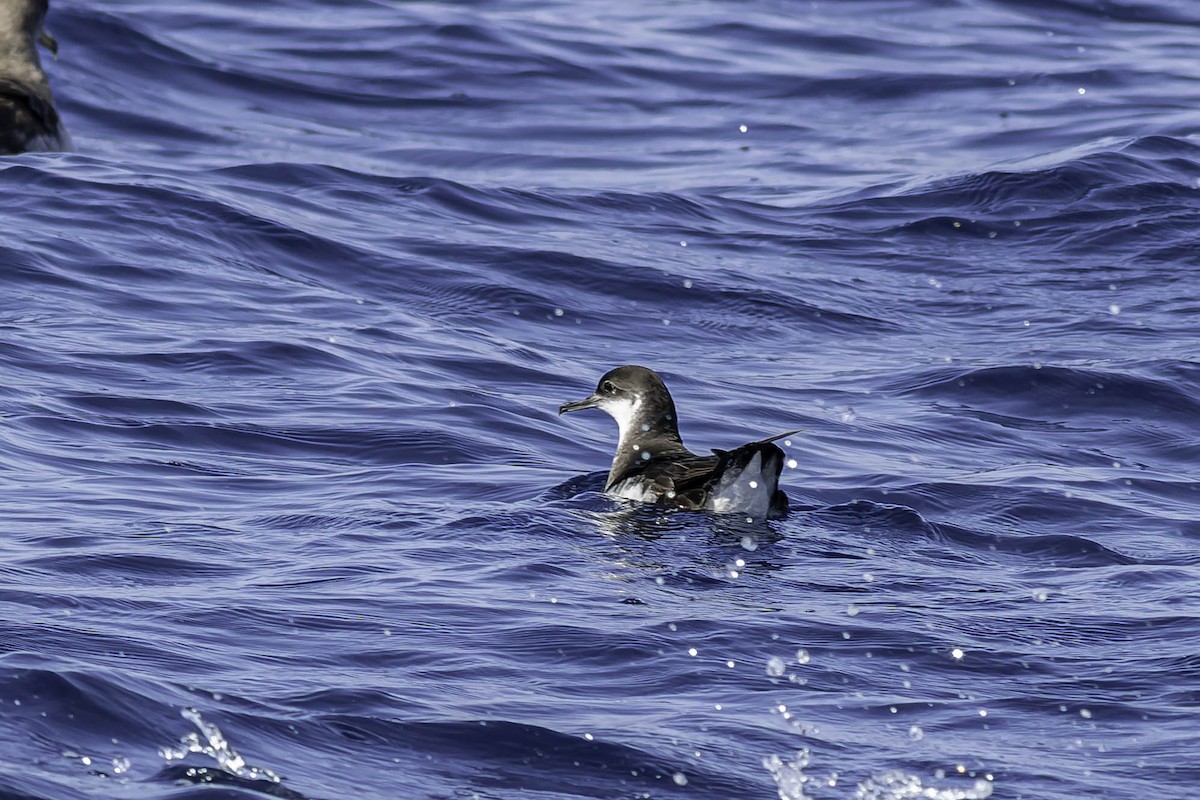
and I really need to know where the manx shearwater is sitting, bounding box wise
[559,365,799,518]
[0,0,68,155]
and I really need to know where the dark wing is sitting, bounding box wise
[611,450,720,509]
[755,430,800,515]
[609,430,800,513]
[753,428,803,445]
[667,430,799,480]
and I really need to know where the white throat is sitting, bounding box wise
[601,395,644,451]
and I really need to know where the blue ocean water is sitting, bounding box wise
[3,0,1200,798]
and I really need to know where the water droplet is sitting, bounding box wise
[739,124,748,133]
[786,458,797,469]
[908,725,924,741]
[1109,304,1121,315]
[766,657,786,677]
[749,480,758,489]
[795,649,810,664]
[846,604,861,617]
[1031,588,1049,602]
[687,647,698,657]
[1077,87,1086,94]
[673,772,688,786]
[554,308,564,316]
[951,648,965,661]
[1080,708,1093,719]
[683,279,693,288]
[740,536,758,551]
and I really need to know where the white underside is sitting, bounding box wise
[607,476,661,503]
[705,451,774,518]
[603,394,658,503]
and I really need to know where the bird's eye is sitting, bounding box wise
[601,381,617,395]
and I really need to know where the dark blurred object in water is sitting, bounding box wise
[0,0,67,155]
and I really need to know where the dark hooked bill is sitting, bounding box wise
[558,395,600,415]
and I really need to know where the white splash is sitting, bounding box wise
[159,707,281,784]
[764,749,814,800]
[764,750,994,800]
[856,771,993,800]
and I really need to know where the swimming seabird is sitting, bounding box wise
[559,365,798,518]
[0,0,68,155]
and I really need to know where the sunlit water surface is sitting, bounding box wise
[4,1,1200,799]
